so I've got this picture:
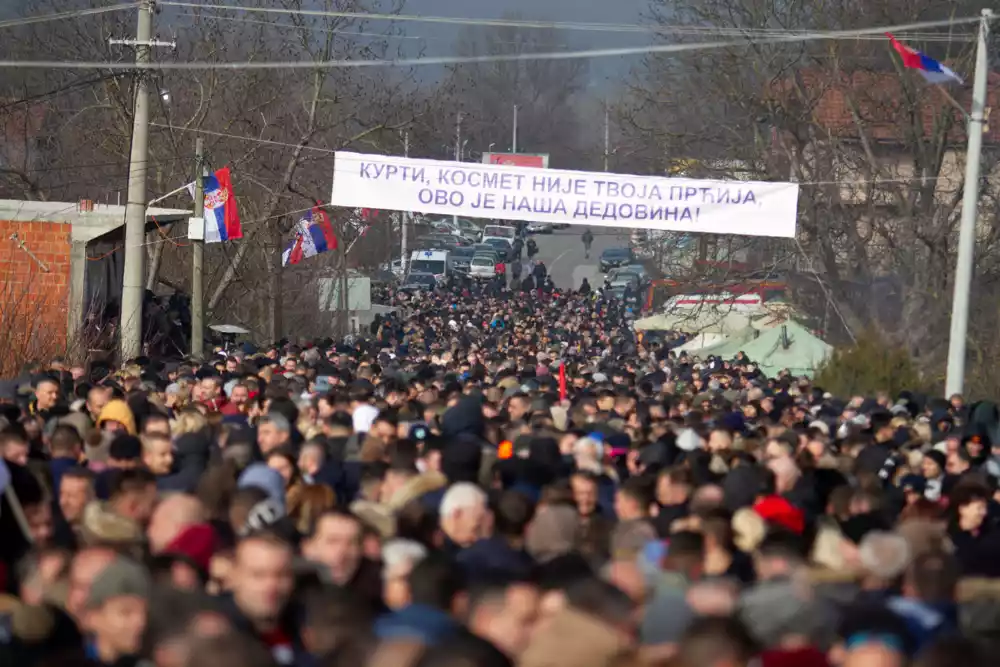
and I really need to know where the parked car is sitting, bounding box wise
[399,272,437,293]
[469,254,498,279]
[622,264,650,283]
[431,220,477,243]
[599,247,634,272]
[609,272,641,290]
[453,218,483,239]
[484,237,513,255]
[471,245,501,264]
[527,221,554,234]
[380,258,406,278]
[449,247,475,274]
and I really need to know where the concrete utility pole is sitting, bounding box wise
[118,0,154,360]
[401,131,409,275]
[603,103,610,172]
[338,216,349,337]
[454,113,462,224]
[190,137,205,358]
[945,8,992,397]
[512,104,519,153]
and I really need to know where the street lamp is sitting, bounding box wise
[488,142,496,153]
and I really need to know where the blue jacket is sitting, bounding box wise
[49,457,79,498]
[457,537,535,580]
[373,604,462,645]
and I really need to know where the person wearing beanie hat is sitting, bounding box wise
[163,523,217,575]
[108,435,142,469]
[84,558,150,665]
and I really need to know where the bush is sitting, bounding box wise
[813,328,925,398]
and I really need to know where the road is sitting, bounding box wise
[529,226,631,290]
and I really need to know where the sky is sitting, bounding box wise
[407,0,649,24]
[4,0,658,83]
[392,0,655,82]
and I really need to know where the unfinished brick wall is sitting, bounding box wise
[0,219,71,373]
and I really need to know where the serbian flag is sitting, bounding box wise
[202,167,242,243]
[282,206,337,266]
[887,34,963,85]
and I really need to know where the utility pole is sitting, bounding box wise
[118,0,154,361]
[945,8,992,398]
[603,103,610,172]
[512,104,518,153]
[190,137,205,358]
[401,131,409,275]
[454,113,462,225]
[338,217,349,337]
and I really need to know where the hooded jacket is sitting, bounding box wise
[157,432,212,493]
[95,400,136,435]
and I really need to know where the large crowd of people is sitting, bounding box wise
[0,273,997,667]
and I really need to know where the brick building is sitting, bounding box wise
[0,201,190,357]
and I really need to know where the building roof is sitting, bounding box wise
[773,69,1000,144]
[0,199,191,243]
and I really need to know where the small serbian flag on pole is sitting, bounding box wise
[887,34,964,85]
[282,206,337,266]
[202,167,242,243]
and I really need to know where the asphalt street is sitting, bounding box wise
[529,226,631,290]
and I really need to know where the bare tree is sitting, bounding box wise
[439,21,589,165]
[0,0,432,340]
[621,0,1000,387]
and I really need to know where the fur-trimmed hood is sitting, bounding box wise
[387,470,448,511]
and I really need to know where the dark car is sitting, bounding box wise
[399,272,437,293]
[484,237,513,253]
[599,247,634,272]
[449,247,474,274]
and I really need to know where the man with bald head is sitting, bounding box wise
[147,493,207,554]
[66,546,118,625]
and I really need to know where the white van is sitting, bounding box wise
[482,225,517,245]
[409,249,449,283]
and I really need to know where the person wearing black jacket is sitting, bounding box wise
[219,532,308,666]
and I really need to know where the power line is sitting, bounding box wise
[173,12,429,42]
[161,1,978,39]
[149,122,340,153]
[0,15,981,70]
[0,3,138,30]
[0,73,122,112]
[174,10,971,45]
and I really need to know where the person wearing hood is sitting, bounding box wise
[156,431,212,493]
[421,396,489,512]
[238,463,288,516]
[95,399,137,436]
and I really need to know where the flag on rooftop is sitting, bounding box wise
[282,206,337,266]
[887,33,964,85]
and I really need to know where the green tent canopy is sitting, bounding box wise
[680,320,832,378]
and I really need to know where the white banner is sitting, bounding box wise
[331,152,799,238]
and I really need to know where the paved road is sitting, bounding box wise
[530,226,631,290]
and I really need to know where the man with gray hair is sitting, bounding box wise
[257,412,292,456]
[382,539,428,610]
[439,482,489,555]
